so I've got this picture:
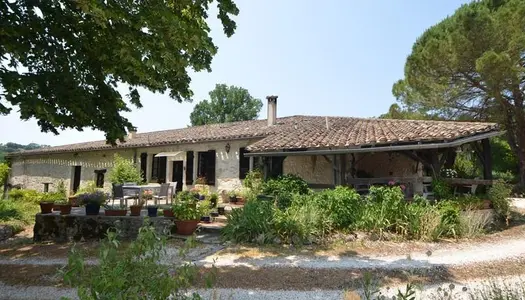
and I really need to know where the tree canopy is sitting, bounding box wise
[189,84,262,126]
[0,0,239,143]
[393,0,525,184]
[0,142,48,162]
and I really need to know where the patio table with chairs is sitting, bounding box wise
[112,182,177,206]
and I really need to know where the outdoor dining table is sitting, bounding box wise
[122,184,161,201]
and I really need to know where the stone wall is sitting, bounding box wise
[9,139,259,194]
[283,155,333,185]
[34,214,175,242]
[356,152,419,178]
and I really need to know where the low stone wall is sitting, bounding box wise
[0,225,14,242]
[34,214,175,243]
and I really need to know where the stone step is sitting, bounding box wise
[214,215,228,224]
[199,222,225,234]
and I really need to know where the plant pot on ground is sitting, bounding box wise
[69,196,80,207]
[147,206,158,217]
[228,191,238,203]
[39,201,54,214]
[200,216,211,223]
[217,206,225,215]
[173,199,211,235]
[160,205,174,218]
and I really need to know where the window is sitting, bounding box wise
[94,169,106,188]
[185,151,194,185]
[239,147,250,179]
[197,150,216,185]
[151,155,167,183]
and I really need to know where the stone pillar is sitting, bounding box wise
[249,157,254,172]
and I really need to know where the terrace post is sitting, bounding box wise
[481,138,493,180]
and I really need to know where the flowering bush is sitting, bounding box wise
[78,190,108,206]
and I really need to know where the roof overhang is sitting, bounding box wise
[245,130,505,157]
[154,151,183,158]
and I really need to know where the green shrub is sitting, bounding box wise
[0,198,40,232]
[488,179,512,221]
[437,200,461,237]
[41,191,67,203]
[8,189,43,203]
[108,154,143,184]
[243,170,264,195]
[262,174,310,209]
[222,200,276,244]
[274,199,332,244]
[432,179,453,200]
[62,222,203,299]
[304,186,363,229]
[458,209,492,238]
[493,170,517,183]
[0,163,9,185]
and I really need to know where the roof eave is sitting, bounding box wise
[245,130,505,157]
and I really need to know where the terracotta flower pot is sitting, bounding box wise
[52,204,61,211]
[105,209,127,216]
[163,209,174,218]
[236,196,245,204]
[130,205,142,216]
[85,203,101,216]
[175,220,199,235]
[59,204,72,215]
[229,196,237,203]
[40,202,54,214]
[69,196,80,207]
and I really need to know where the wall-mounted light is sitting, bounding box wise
[225,143,231,153]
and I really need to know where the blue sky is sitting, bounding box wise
[0,0,469,146]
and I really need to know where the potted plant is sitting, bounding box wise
[39,199,55,214]
[209,193,218,208]
[78,190,107,216]
[160,205,174,218]
[130,198,145,216]
[104,204,128,216]
[228,190,237,203]
[199,200,212,223]
[147,205,158,217]
[55,199,72,215]
[173,200,210,235]
[217,204,226,215]
[236,190,246,204]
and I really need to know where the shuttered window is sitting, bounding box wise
[197,150,216,185]
[185,151,194,185]
[239,147,250,179]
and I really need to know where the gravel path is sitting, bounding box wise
[198,237,525,270]
[2,275,523,300]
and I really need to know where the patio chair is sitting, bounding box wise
[169,182,178,203]
[153,183,171,205]
[112,184,136,207]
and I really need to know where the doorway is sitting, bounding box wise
[72,166,81,193]
[172,161,183,192]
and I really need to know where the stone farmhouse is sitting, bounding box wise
[6,96,502,197]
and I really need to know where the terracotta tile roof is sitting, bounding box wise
[9,116,500,156]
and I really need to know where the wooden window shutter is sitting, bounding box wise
[185,151,194,185]
[206,150,216,185]
[239,147,250,179]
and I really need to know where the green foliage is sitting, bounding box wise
[432,179,453,200]
[8,189,43,204]
[458,209,492,238]
[243,170,264,195]
[303,186,363,229]
[40,192,66,203]
[262,174,310,210]
[493,170,517,183]
[75,181,101,195]
[488,179,512,220]
[172,200,210,221]
[222,200,276,244]
[190,84,263,126]
[273,200,332,244]
[78,191,108,206]
[108,154,142,184]
[62,222,203,299]
[0,163,9,184]
[1,191,40,232]
[0,143,48,162]
[1,1,239,143]
[393,0,525,184]
[437,200,461,237]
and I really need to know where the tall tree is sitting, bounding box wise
[190,84,262,126]
[0,0,239,143]
[393,0,525,185]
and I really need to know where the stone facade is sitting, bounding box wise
[9,139,259,194]
[283,155,334,185]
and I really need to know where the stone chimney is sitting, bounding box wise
[127,130,137,140]
[267,95,278,126]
